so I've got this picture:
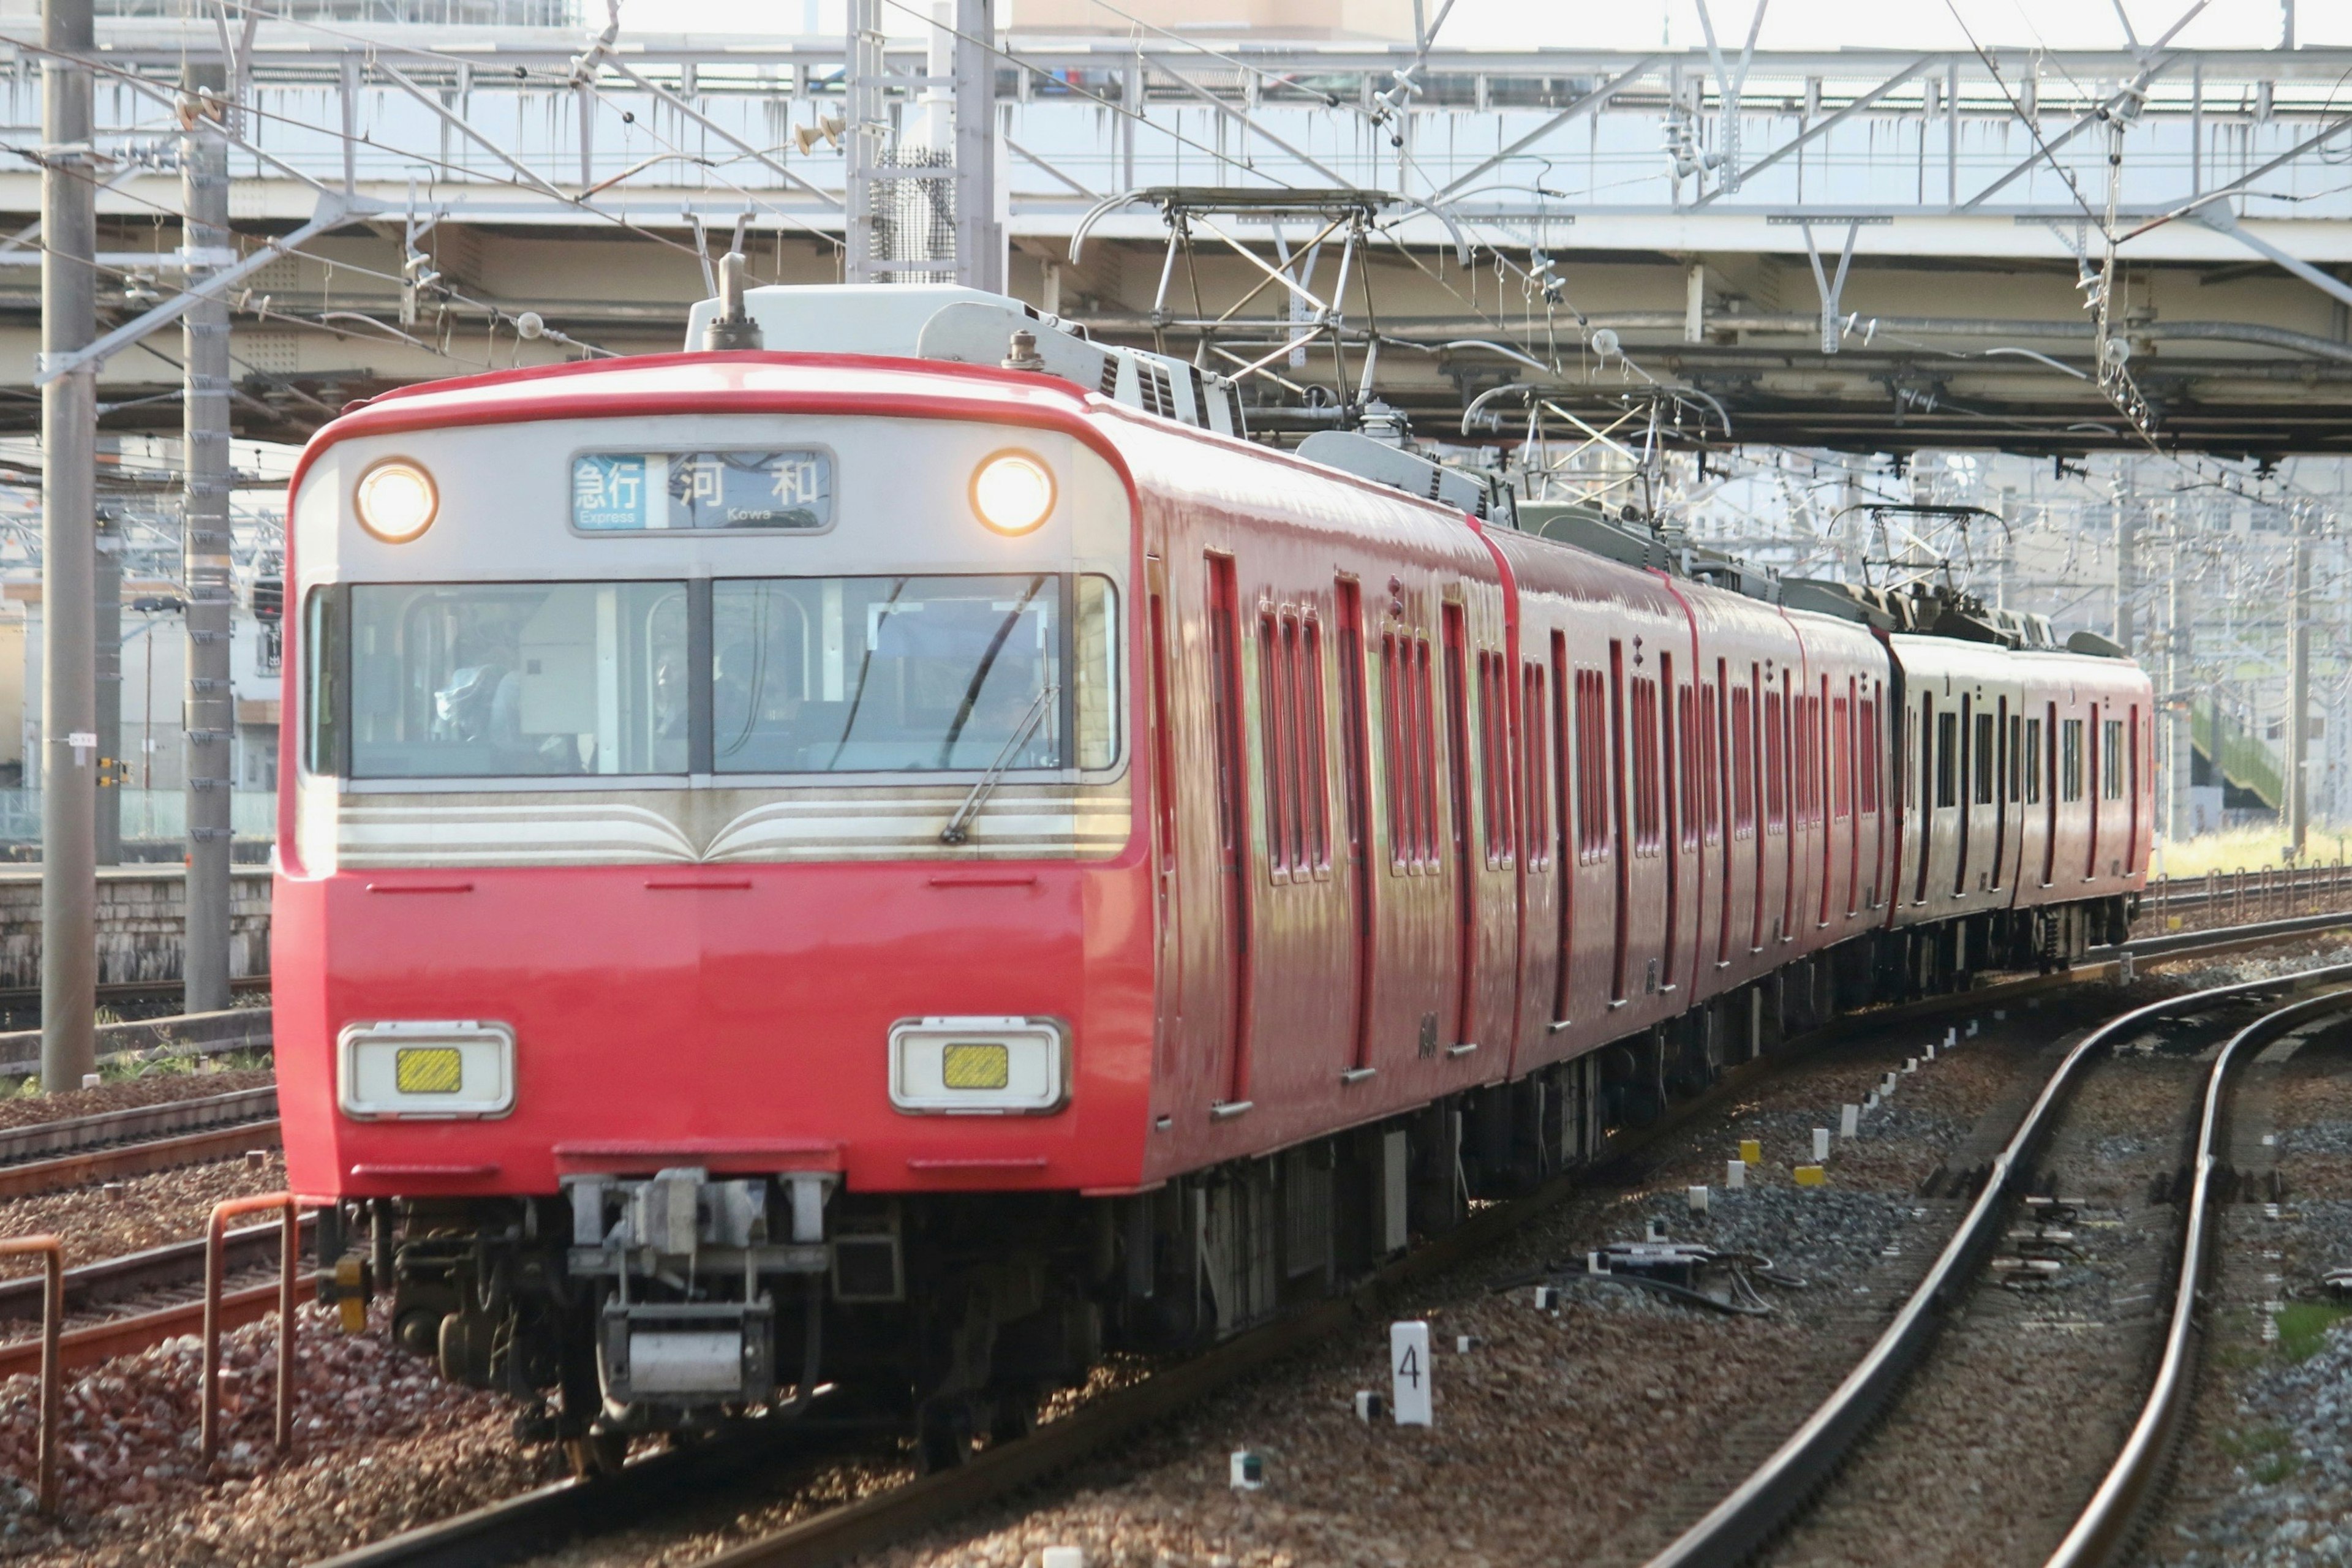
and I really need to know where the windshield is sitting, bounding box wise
[311,574,1118,781]
[712,575,1115,773]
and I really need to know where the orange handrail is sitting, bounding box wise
[0,1235,61,1512]
[202,1192,300,1468]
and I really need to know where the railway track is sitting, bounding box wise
[0,1085,281,1200]
[1641,963,2352,1568]
[284,912,2352,1568]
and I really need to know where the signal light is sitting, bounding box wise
[970,451,1055,537]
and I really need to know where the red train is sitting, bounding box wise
[275,280,2152,1467]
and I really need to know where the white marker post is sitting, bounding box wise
[1391,1320,1433,1425]
[1726,1158,1747,1189]
[1841,1104,1860,1139]
[1812,1127,1831,1161]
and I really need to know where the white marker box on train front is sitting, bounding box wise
[1391,1321,1433,1426]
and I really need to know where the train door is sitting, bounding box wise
[1660,653,1680,986]
[1745,665,1763,951]
[1953,694,1972,898]
[1147,564,1182,1074]
[1442,605,1477,1048]
[2042,701,2059,886]
[2085,701,2101,881]
[1551,632,1574,1023]
[1335,579,1375,1079]
[1914,694,1935,905]
[1715,660,1735,967]
[1768,672,1787,944]
[1204,556,1254,1110]
[1991,698,2010,891]
[2127,703,2141,876]
[1817,674,1834,928]
[1841,676,1858,918]
[1610,639,1632,1003]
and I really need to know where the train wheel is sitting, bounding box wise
[987,1387,1039,1447]
[564,1429,630,1478]
[914,1400,974,1474]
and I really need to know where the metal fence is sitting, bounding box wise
[0,791,277,846]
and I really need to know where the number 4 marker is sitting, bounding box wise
[1390,1320,1433,1426]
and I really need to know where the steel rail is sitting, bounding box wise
[1641,960,2352,1568]
[2044,984,2352,1568]
[0,1084,276,1166]
[0,1117,282,1200]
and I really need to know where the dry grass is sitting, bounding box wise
[2153,824,2352,880]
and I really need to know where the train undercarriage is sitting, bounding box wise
[333,895,2132,1473]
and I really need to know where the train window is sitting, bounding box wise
[1259,610,1297,876]
[1973,712,1997,804]
[1858,696,1879,815]
[2061,718,2084,801]
[1575,669,1608,862]
[700,574,1117,775]
[1935,712,1959,807]
[1833,695,1852,820]
[1476,654,1502,866]
[1630,677,1662,854]
[342,581,688,778]
[1678,687,1701,851]
[1298,617,1330,871]
[1413,639,1440,866]
[304,587,345,777]
[2103,718,2125,801]
[2010,714,2024,802]
[1382,635,1408,871]
[1700,683,1722,845]
[1730,684,1755,837]
[1522,662,1551,870]
[1763,689,1786,831]
[2024,718,2043,804]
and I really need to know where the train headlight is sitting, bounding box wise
[970,451,1055,536]
[353,458,439,543]
[338,1020,514,1118]
[889,1016,1068,1114]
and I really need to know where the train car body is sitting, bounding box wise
[275,284,2152,1465]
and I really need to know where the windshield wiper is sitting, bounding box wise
[940,683,1058,845]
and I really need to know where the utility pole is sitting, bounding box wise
[2166,552,2192,843]
[94,507,118,865]
[951,0,1000,292]
[2112,476,2136,655]
[2288,513,2311,855]
[181,63,233,1014]
[40,0,97,1093]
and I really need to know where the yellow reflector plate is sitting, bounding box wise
[395,1046,465,1095]
[941,1042,1011,1091]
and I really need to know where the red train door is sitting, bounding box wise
[2042,701,2059,886]
[1551,632,1574,1023]
[1610,639,1632,1002]
[2086,701,2101,881]
[1914,694,1935,905]
[2127,703,2141,875]
[1991,698,2009,891]
[1716,660,1734,967]
[1204,556,1253,1109]
[1660,653,1680,987]
[1147,568,1182,1073]
[1442,605,1477,1048]
[1335,579,1375,1077]
[1747,664,1764,951]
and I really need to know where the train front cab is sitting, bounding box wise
[274,357,1160,1454]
